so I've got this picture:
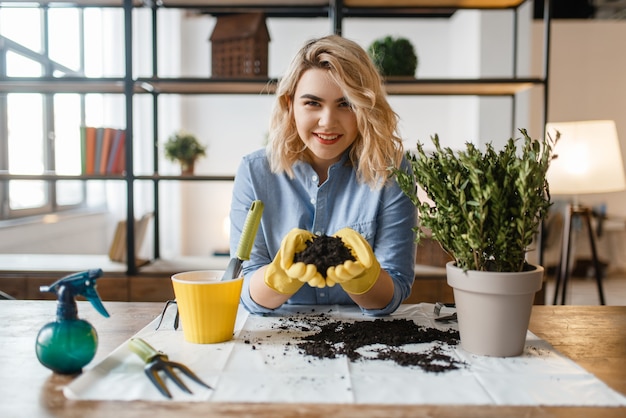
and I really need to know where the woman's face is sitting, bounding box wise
[292,68,358,177]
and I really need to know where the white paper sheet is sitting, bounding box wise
[64,304,626,406]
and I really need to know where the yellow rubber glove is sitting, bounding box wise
[264,228,326,294]
[326,228,381,295]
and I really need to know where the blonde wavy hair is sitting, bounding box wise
[267,35,404,188]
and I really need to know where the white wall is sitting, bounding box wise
[0,212,110,254]
[531,20,626,218]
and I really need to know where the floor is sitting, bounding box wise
[543,272,626,305]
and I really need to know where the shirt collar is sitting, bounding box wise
[294,148,352,173]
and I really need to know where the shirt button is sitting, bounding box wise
[315,231,322,235]
[310,197,316,204]
[312,175,318,183]
[320,293,325,297]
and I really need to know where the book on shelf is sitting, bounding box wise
[108,211,153,267]
[80,126,126,175]
[99,127,114,174]
[84,126,97,174]
[106,129,124,174]
[94,127,104,174]
[80,126,87,174]
[113,129,126,175]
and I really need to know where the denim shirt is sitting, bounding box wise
[229,148,417,316]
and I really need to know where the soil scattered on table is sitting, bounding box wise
[293,235,355,278]
[265,311,465,373]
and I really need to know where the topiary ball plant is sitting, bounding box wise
[368,36,418,77]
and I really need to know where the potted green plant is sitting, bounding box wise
[393,128,558,357]
[164,130,207,175]
[368,36,418,78]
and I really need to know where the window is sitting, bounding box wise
[0,4,123,220]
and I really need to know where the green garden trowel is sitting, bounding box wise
[220,200,264,281]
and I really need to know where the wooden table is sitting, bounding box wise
[1,301,625,418]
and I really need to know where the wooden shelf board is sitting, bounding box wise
[137,78,278,95]
[135,77,541,96]
[0,172,127,181]
[0,77,541,96]
[0,254,128,275]
[140,256,230,275]
[160,0,328,6]
[384,79,541,95]
[25,0,526,10]
[0,172,236,182]
[134,174,235,181]
[0,79,133,94]
[344,0,525,8]
[414,264,447,277]
[0,254,230,276]
[24,1,326,7]
[160,0,526,9]
[5,0,147,6]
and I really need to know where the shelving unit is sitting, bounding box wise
[0,0,551,279]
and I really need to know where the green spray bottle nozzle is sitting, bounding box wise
[36,268,109,374]
[40,268,110,319]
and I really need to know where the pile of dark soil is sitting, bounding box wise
[293,235,355,278]
[265,312,465,373]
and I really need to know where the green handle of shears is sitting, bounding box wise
[129,337,162,364]
[236,200,264,261]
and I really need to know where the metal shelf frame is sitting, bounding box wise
[0,0,551,274]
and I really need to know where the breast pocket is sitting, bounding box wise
[346,221,377,247]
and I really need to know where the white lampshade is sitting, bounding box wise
[546,120,626,195]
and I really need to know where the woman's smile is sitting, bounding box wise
[314,132,342,143]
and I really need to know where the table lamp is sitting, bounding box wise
[546,120,626,305]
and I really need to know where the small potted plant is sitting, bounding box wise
[393,128,558,357]
[368,36,418,78]
[164,130,207,175]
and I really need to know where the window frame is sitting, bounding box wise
[0,4,88,220]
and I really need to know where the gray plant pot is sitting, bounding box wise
[446,262,544,357]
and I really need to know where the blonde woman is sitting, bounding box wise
[230,35,416,315]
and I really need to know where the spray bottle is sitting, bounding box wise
[35,268,110,374]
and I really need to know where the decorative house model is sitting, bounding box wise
[210,12,270,78]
